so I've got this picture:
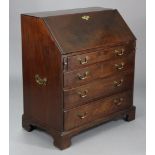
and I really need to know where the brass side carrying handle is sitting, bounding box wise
[113,98,124,106]
[77,112,88,119]
[114,48,125,56]
[78,90,88,98]
[77,71,89,80]
[35,74,47,86]
[115,62,125,70]
[78,56,89,65]
[114,79,124,87]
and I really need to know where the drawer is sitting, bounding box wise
[64,91,133,130]
[64,53,135,88]
[66,44,135,71]
[64,71,134,109]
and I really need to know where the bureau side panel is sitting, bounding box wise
[21,15,63,131]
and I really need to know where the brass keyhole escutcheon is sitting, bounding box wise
[81,15,90,21]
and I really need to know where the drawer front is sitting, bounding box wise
[67,44,135,71]
[64,53,134,88]
[64,91,133,130]
[64,71,134,109]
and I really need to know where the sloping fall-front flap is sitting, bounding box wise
[43,9,136,54]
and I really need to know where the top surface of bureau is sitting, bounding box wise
[23,7,136,54]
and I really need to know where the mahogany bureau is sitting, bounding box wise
[21,7,136,150]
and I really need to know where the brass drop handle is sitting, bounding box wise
[78,56,89,65]
[78,90,88,98]
[113,98,124,106]
[77,112,88,119]
[77,71,89,80]
[115,62,125,70]
[114,79,124,87]
[114,49,125,56]
[35,74,47,86]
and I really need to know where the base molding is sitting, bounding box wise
[22,106,136,150]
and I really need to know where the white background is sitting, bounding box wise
[8,0,146,155]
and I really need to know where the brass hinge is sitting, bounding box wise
[63,57,68,70]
